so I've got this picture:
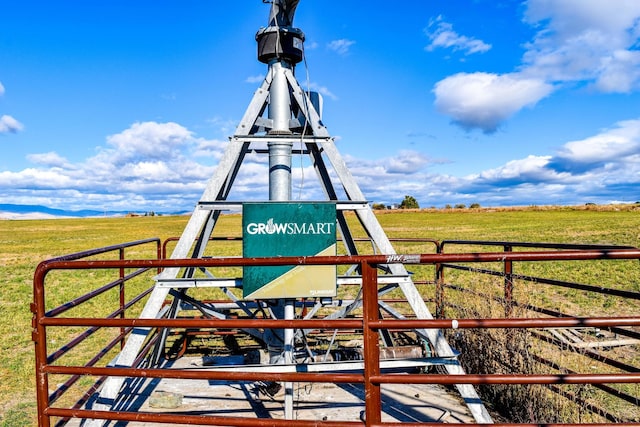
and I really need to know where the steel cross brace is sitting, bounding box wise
[84,56,493,426]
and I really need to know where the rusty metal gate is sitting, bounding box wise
[32,238,640,426]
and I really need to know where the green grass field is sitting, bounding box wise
[1,205,638,426]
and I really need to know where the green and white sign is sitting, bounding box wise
[242,202,337,299]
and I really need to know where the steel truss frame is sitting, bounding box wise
[85,58,493,426]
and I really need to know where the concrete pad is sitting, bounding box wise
[70,356,476,426]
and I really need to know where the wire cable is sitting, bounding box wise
[296,41,313,200]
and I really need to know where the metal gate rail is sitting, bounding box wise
[33,243,640,426]
[435,240,640,423]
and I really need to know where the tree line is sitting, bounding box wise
[372,195,481,210]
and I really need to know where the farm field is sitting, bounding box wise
[1,204,639,426]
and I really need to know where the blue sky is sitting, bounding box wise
[1,0,639,212]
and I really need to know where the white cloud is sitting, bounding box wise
[205,117,238,139]
[0,83,23,134]
[556,119,640,164]
[0,168,75,188]
[0,121,225,211]
[425,16,491,55]
[524,0,640,41]
[305,41,319,50]
[433,72,553,133]
[335,115,640,207]
[450,117,640,206]
[106,121,194,164]
[385,150,430,174]
[307,82,338,101]
[121,161,178,181]
[0,115,24,134]
[3,112,640,212]
[594,50,640,93]
[27,152,70,168]
[474,155,554,181]
[327,39,355,56]
[193,138,229,160]
[433,1,640,131]
[245,75,264,84]
[343,150,432,178]
[522,0,640,92]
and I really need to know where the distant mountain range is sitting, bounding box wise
[0,204,189,219]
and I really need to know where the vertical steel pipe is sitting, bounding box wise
[435,242,445,319]
[119,248,126,348]
[268,140,293,201]
[504,244,514,318]
[362,261,382,425]
[32,265,51,427]
[268,62,292,134]
[267,62,293,200]
[266,54,295,418]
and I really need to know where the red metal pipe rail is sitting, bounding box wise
[42,237,162,262]
[32,238,160,427]
[33,243,640,427]
[37,315,640,330]
[434,240,640,423]
[435,240,640,318]
[438,240,638,251]
[33,248,640,275]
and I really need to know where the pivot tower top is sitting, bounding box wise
[257,0,305,64]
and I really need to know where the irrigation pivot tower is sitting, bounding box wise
[85,1,493,424]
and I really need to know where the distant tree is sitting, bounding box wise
[454,203,466,209]
[399,195,419,209]
[444,204,452,209]
[372,203,386,210]
[469,203,481,209]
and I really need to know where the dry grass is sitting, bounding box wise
[439,259,640,422]
[1,204,638,425]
